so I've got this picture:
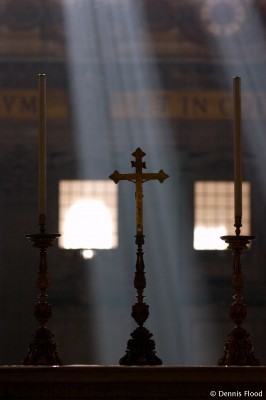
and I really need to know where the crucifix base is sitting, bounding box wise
[119,326,162,366]
[119,234,162,366]
[23,326,62,366]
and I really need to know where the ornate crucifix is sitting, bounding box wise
[109,147,168,365]
[109,147,169,235]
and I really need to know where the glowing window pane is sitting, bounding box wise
[59,180,118,250]
[194,181,250,250]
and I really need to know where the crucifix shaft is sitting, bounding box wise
[109,147,169,235]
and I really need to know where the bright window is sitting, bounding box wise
[59,180,118,251]
[194,181,250,250]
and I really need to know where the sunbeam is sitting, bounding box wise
[62,0,213,364]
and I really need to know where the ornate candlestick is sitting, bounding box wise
[218,217,259,366]
[23,215,62,365]
[110,148,168,365]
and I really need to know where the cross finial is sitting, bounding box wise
[131,147,146,171]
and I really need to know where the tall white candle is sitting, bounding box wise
[39,74,47,217]
[233,76,242,218]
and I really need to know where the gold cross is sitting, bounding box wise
[109,147,169,235]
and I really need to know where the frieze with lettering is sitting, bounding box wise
[0,90,67,119]
[112,91,266,120]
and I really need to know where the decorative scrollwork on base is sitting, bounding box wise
[23,327,62,366]
[119,326,162,366]
[218,326,259,366]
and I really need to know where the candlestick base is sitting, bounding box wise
[119,234,162,366]
[218,325,259,366]
[23,327,62,366]
[218,234,259,366]
[23,229,62,366]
